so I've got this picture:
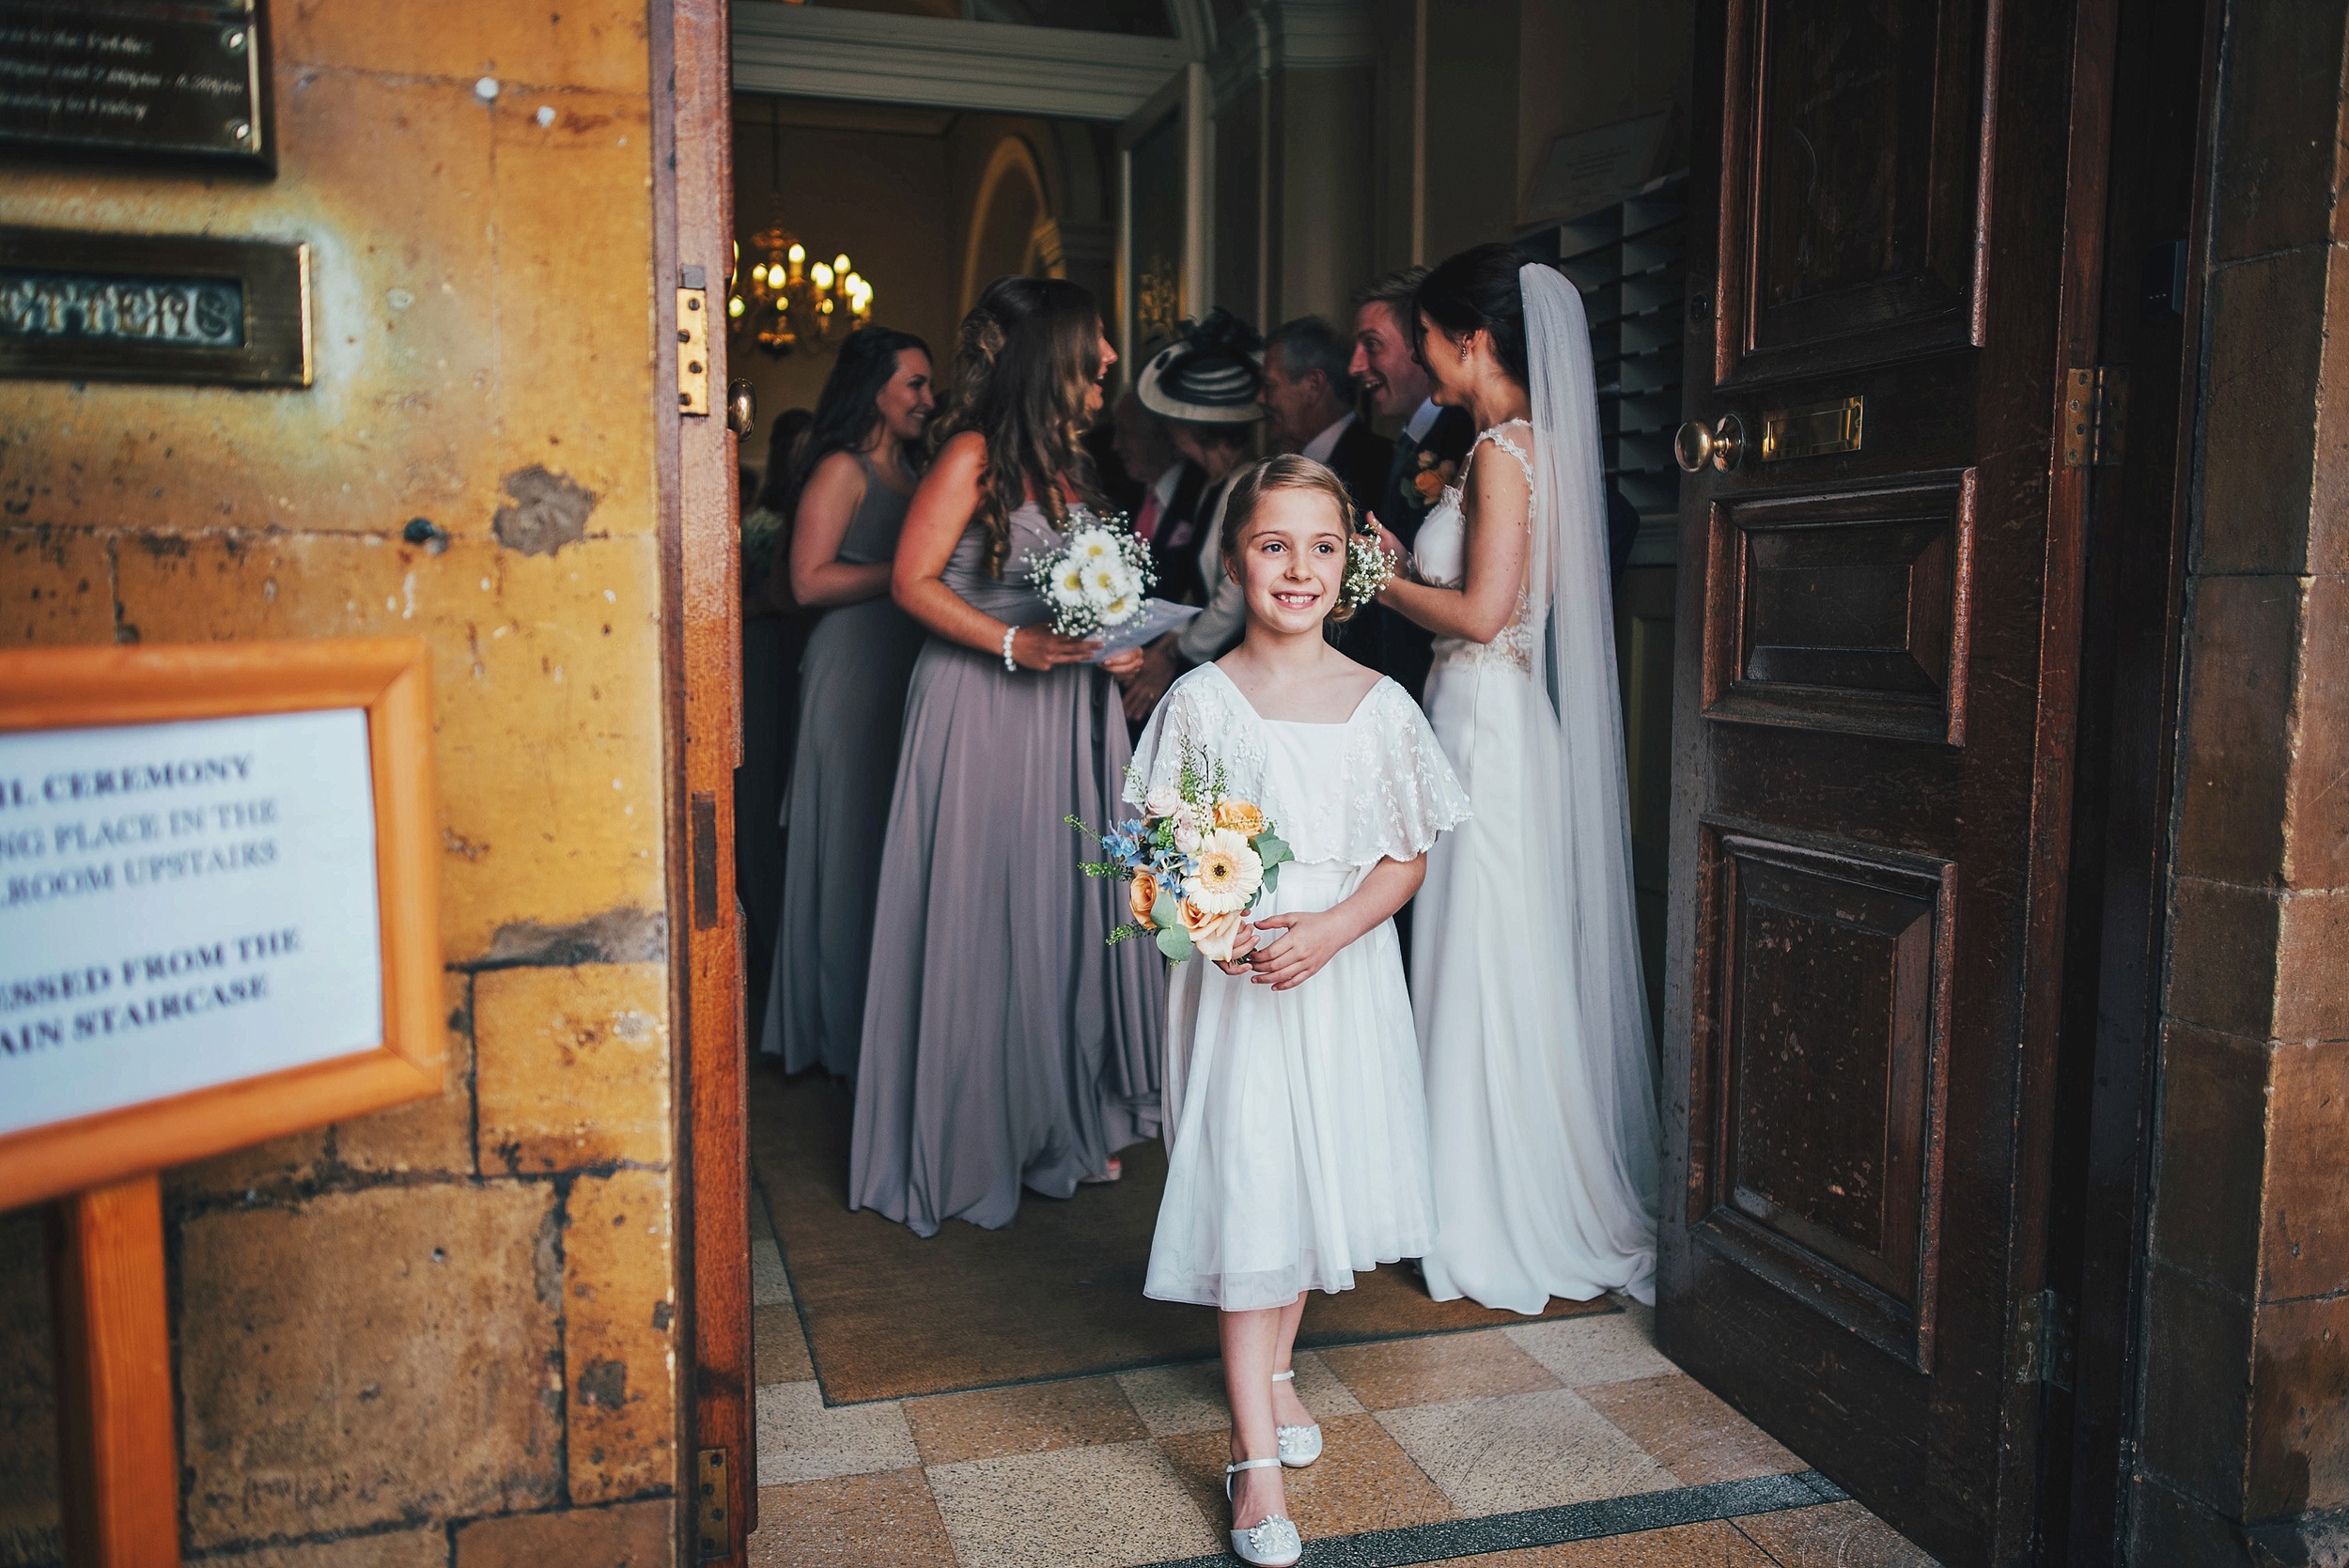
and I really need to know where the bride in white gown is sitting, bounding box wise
[1371,244,1660,1311]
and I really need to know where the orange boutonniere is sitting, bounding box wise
[1405,451,1457,512]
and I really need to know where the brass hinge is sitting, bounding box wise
[695,1447,730,1559]
[2061,366,2128,468]
[2012,1287,2077,1391]
[677,286,711,416]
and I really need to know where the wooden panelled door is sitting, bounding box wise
[1658,1,2118,1562]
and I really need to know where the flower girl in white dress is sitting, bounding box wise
[1129,456,1469,1567]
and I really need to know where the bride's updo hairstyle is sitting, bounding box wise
[1412,241,1533,388]
[1219,454,1364,625]
[932,274,1106,576]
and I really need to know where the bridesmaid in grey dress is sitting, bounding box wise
[851,276,1164,1236]
[759,329,936,1077]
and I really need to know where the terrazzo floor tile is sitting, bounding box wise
[1116,1349,1365,1436]
[1377,1389,1675,1516]
[1159,1412,1456,1538]
[751,1188,778,1243]
[1323,1328,1564,1410]
[752,1237,793,1307]
[1440,1517,1778,1565]
[1579,1374,1804,1485]
[903,1374,1148,1464]
[748,1467,955,1567]
[754,1380,920,1485]
[926,1438,1221,1568]
[1505,1310,1679,1389]
[1734,1501,1941,1567]
[754,1302,814,1386]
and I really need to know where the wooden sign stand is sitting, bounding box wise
[0,641,443,1568]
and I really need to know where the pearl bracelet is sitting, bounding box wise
[1001,624,1019,673]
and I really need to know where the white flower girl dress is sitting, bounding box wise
[1132,662,1470,1310]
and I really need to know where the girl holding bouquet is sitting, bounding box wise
[849,276,1162,1235]
[1128,456,1469,1566]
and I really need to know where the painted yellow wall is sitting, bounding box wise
[0,0,682,1560]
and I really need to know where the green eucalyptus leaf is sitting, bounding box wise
[1151,888,1182,931]
[1156,925,1194,963]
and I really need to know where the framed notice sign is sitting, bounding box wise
[0,639,439,1210]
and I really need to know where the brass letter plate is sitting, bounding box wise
[696,1447,730,1560]
[0,225,310,386]
[1759,396,1864,462]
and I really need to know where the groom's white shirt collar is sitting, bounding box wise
[1404,397,1441,445]
[1301,411,1355,465]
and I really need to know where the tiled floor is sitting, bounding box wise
[742,1198,1941,1568]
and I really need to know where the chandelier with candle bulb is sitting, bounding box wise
[731,218,873,358]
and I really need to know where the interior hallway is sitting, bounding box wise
[739,1095,1942,1568]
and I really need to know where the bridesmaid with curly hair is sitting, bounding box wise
[848,276,1164,1235]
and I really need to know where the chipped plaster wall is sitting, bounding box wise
[0,1,683,1562]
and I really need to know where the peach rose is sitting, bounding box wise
[1128,869,1159,929]
[1212,799,1266,837]
[1181,897,1248,963]
[1411,466,1447,504]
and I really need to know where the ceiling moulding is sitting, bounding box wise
[733,2,1197,122]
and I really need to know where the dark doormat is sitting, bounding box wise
[748,1062,1616,1405]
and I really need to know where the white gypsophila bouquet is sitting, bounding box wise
[1025,507,1157,639]
[1341,527,1396,611]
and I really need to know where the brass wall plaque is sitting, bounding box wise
[0,0,272,170]
[1760,396,1865,462]
[0,226,311,386]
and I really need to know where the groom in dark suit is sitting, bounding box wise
[1349,267,1474,706]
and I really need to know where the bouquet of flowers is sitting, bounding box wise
[1342,516,1396,610]
[1070,737,1292,963]
[1025,509,1156,639]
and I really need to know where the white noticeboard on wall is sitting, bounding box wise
[0,708,387,1135]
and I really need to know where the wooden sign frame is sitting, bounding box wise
[0,638,442,1210]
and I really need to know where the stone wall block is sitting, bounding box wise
[490,92,657,534]
[2196,249,2329,577]
[0,71,502,540]
[337,970,476,1175]
[2154,1024,2275,1289]
[2263,1039,2349,1300]
[2249,1293,2349,1517]
[178,1184,563,1547]
[2282,571,2349,887]
[0,527,113,644]
[2174,575,2303,882]
[2140,1262,2257,1513]
[2275,890,2349,1040]
[474,962,670,1174]
[276,0,651,97]
[451,1498,676,1566]
[166,1125,333,1203]
[2167,877,2284,1039]
[2128,1479,2259,1568]
[114,532,667,960]
[0,1211,59,1560]
[200,1527,450,1568]
[2206,0,2349,263]
[564,1168,677,1504]
[2311,250,2349,578]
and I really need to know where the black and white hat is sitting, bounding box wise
[1137,308,1266,425]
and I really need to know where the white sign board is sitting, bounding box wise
[0,707,385,1135]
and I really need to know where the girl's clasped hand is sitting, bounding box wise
[1213,908,1352,989]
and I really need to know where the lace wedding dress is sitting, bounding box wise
[1408,264,1661,1311]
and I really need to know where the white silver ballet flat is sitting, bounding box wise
[1272,1368,1322,1468]
[1224,1457,1302,1567]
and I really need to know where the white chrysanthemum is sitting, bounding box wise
[1097,592,1139,624]
[1081,560,1137,606]
[1050,562,1089,607]
[1187,828,1263,913]
[1144,784,1182,817]
[1067,528,1119,566]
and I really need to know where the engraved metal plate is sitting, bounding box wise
[1759,396,1865,462]
[0,226,310,386]
[0,0,271,170]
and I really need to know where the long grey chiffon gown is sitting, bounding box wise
[760,451,924,1077]
[848,500,1164,1236]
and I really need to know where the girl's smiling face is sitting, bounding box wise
[1233,487,1348,635]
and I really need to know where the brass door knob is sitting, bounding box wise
[725,380,756,438]
[1672,413,1746,473]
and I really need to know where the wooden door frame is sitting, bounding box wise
[652,0,753,1561]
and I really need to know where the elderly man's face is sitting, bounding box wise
[1259,346,1335,450]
